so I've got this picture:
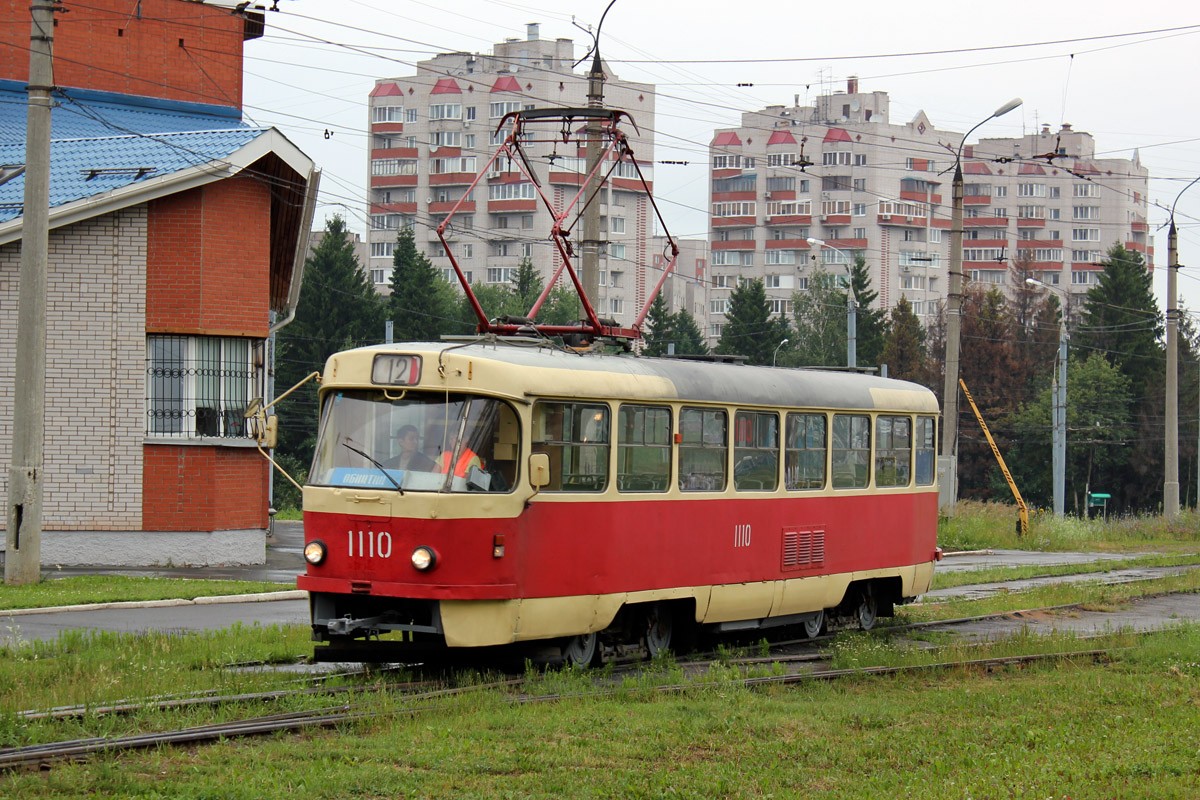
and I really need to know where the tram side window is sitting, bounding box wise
[532,402,609,492]
[617,405,671,492]
[734,411,779,491]
[831,414,871,489]
[785,413,826,490]
[915,416,936,485]
[679,407,727,492]
[875,415,912,487]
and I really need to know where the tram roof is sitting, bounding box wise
[327,340,939,413]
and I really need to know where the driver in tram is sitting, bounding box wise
[384,425,436,472]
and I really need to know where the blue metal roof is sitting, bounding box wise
[0,82,266,223]
[0,80,247,141]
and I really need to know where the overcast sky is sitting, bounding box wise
[241,0,1200,315]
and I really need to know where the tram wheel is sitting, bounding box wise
[561,632,599,668]
[644,602,674,658]
[856,586,878,631]
[802,609,826,638]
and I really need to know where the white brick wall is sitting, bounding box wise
[0,206,147,531]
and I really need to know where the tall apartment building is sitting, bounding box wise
[366,25,678,326]
[706,79,1150,343]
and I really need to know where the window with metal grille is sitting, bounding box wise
[146,335,263,439]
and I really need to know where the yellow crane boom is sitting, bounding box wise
[959,378,1029,537]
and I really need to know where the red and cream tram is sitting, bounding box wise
[295,339,941,664]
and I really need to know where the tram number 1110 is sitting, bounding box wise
[733,524,752,548]
[348,529,393,559]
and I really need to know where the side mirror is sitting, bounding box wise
[528,453,550,488]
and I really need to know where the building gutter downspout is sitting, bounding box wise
[270,167,320,335]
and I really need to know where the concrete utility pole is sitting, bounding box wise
[5,0,55,585]
[1165,218,1179,519]
[1165,175,1200,518]
[939,97,1022,513]
[580,48,605,314]
[939,162,965,511]
[1027,277,1067,517]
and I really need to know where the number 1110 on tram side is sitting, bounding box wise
[297,339,942,665]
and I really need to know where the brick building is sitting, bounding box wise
[706,80,1150,344]
[365,24,700,325]
[0,0,317,566]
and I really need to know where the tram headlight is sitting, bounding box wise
[411,545,437,571]
[303,540,327,566]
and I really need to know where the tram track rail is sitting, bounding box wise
[0,647,1120,772]
[5,598,1155,725]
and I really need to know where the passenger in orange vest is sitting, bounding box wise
[436,429,482,478]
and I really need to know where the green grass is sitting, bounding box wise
[0,575,291,611]
[3,625,1199,798]
[938,500,1200,552]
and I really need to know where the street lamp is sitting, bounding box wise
[806,237,857,368]
[773,337,789,367]
[940,97,1023,512]
[1026,277,1068,517]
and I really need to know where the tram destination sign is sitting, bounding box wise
[372,354,421,386]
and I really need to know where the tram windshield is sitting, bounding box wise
[309,390,518,493]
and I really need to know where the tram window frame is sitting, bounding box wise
[785,412,827,490]
[831,413,871,489]
[617,404,672,492]
[678,407,728,492]
[733,410,779,491]
[531,401,610,492]
[875,415,913,487]
[915,416,936,486]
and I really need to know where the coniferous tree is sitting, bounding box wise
[716,278,790,365]
[1078,244,1162,392]
[642,291,675,356]
[850,255,885,368]
[670,308,709,356]
[510,256,543,311]
[273,215,385,507]
[388,227,458,341]
[880,296,927,383]
[1076,244,1163,511]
